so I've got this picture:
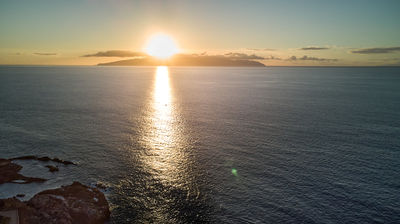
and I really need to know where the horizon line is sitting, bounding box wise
[1,64,400,68]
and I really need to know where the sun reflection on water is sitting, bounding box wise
[141,66,187,184]
[124,66,209,222]
[151,66,173,149]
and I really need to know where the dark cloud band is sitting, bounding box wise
[34,53,57,56]
[351,47,400,54]
[300,47,329,50]
[224,52,264,60]
[288,55,338,62]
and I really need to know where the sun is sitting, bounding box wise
[144,34,179,59]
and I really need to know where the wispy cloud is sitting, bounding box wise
[247,48,275,51]
[300,47,329,50]
[263,55,282,60]
[351,47,400,54]
[225,52,264,60]
[82,50,146,57]
[33,52,57,56]
[288,55,338,62]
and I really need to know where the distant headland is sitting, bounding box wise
[97,54,265,67]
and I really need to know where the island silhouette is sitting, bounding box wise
[96,53,265,67]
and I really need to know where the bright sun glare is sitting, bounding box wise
[145,34,179,59]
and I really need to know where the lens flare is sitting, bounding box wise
[232,168,238,176]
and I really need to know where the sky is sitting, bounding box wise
[1,0,400,66]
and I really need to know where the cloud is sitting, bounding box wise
[288,55,338,62]
[351,47,400,54]
[82,50,146,57]
[224,52,265,60]
[247,48,275,51]
[263,55,282,60]
[98,54,266,67]
[300,47,329,50]
[33,52,57,56]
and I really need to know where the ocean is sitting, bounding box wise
[0,66,399,223]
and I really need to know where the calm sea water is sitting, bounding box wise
[0,66,399,223]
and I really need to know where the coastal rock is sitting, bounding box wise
[45,165,59,172]
[0,182,110,224]
[0,158,46,184]
[0,197,37,224]
[11,156,75,165]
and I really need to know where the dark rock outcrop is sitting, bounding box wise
[45,165,59,172]
[0,158,46,184]
[0,155,75,184]
[0,197,36,224]
[11,156,75,165]
[1,156,109,223]
[0,182,110,224]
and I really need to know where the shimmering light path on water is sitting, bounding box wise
[0,66,399,223]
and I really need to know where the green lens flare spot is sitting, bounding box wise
[231,168,238,176]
